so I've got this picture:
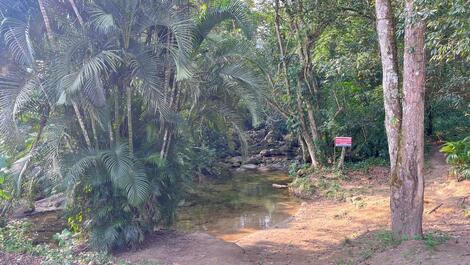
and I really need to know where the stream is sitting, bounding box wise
[175,172,300,242]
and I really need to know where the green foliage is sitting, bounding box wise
[440,137,470,180]
[0,221,113,265]
[289,177,316,199]
[288,161,309,177]
[289,167,346,200]
[0,221,38,253]
[345,157,388,174]
[417,232,449,250]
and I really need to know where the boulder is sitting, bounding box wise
[227,156,243,164]
[245,156,262,165]
[241,164,258,170]
[259,149,282,157]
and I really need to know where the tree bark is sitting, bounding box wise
[295,76,319,168]
[298,136,307,163]
[37,0,54,43]
[68,0,84,27]
[114,88,120,142]
[375,0,401,175]
[72,101,92,149]
[126,85,134,155]
[274,0,292,97]
[391,0,426,239]
[91,115,99,150]
[376,0,427,239]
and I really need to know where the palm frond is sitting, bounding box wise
[56,49,121,105]
[87,3,118,34]
[0,17,34,67]
[0,71,41,146]
[65,151,99,185]
[196,0,253,46]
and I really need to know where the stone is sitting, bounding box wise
[241,164,258,170]
[246,156,262,165]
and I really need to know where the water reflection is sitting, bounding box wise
[175,172,299,242]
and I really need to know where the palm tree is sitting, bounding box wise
[0,0,260,251]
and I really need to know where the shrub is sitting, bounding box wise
[440,137,470,180]
[0,220,113,265]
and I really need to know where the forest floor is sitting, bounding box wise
[119,147,470,265]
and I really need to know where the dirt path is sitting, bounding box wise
[238,148,470,264]
[118,148,470,265]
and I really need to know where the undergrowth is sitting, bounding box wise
[0,220,113,265]
[289,167,347,200]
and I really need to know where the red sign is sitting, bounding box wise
[335,137,352,147]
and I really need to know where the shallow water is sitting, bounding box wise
[175,172,300,242]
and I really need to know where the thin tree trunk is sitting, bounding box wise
[160,129,169,159]
[114,88,120,142]
[375,0,402,175]
[126,85,134,155]
[391,0,426,239]
[274,0,292,96]
[14,107,49,196]
[68,0,84,27]
[296,78,319,168]
[91,116,99,150]
[108,120,114,146]
[298,136,307,163]
[37,0,54,43]
[72,101,92,149]
[306,101,320,147]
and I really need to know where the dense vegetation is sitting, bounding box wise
[0,0,468,259]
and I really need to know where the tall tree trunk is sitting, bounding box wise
[114,88,120,142]
[68,0,84,27]
[391,0,426,239]
[108,120,114,146]
[274,0,292,96]
[91,116,99,150]
[37,0,54,43]
[296,80,319,168]
[72,101,92,149]
[126,85,134,155]
[306,101,320,148]
[377,0,426,239]
[376,0,401,175]
[298,136,307,163]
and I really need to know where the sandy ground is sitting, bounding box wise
[237,148,470,265]
[118,148,470,265]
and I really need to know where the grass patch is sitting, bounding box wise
[345,157,388,174]
[415,232,449,250]
[289,167,346,200]
[356,230,402,262]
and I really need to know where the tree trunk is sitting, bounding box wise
[108,120,114,146]
[306,101,320,149]
[37,0,54,43]
[274,0,292,97]
[72,101,92,149]
[298,136,307,163]
[126,85,134,155]
[296,78,319,168]
[68,0,84,27]
[114,88,120,142]
[91,116,99,150]
[375,0,401,174]
[391,0,426,239]
[160,129,169,159]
